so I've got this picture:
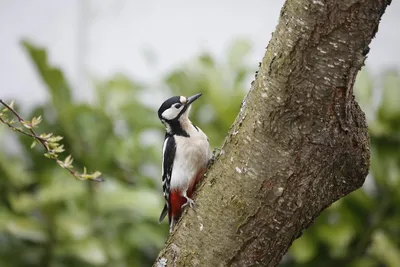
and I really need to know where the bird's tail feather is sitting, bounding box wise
[158,203,168,223]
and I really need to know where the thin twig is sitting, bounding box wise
[0,99,48,147]
[0,115,45,140]
[0,99,103,182]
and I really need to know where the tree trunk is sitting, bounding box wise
[154,0,391,266]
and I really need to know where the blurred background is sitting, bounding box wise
[0,1,399,266]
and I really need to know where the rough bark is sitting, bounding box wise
[154,0,391,266]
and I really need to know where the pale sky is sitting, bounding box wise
[0,0,399,108]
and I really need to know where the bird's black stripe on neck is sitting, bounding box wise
[165,119,190,137]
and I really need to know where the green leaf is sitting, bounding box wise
[59,238,107,265]
[5,217,47,243]
[97,181,162,219]
[198,53,215,68]
[290,232,317,263]
[37,173,86,204]
[63,155,73,166]
[48,135,63,142]
[55,213,91,241]
[354,68,373,112]
[9,193,39,213]
[378,70,400,123]
[31,116,42,128]
[369,230,400,267]
[0,153,33,188]
[30,140,37,148]
[21,40,72,113]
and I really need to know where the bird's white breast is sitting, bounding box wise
[170,125,210,191]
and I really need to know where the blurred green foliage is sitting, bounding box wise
[283,69,400,267]
[0,39,252,267]
[1,37,399,267]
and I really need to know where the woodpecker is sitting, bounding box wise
[157,93,211,232]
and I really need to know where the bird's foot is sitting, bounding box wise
[181,197,195,209]
[213,148,221,157]
[209,148,222,165]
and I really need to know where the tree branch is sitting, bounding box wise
[154,0,391,266]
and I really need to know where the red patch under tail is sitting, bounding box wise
[169,167,206,221]
[169,192,187,220]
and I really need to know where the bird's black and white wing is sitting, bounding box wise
[158,134,176,223]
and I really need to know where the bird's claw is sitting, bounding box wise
[209,148,222,165]
[181,198,195,209]
[213,148,221,157]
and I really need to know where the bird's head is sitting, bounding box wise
[158,93,202,132]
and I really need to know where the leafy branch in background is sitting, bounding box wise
[0,99,103,182]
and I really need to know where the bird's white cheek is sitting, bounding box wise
[162,108,179,120]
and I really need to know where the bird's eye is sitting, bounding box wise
[175,103,182,109]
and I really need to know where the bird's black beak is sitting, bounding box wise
[186,93,202,106]
[178,93,202,117]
